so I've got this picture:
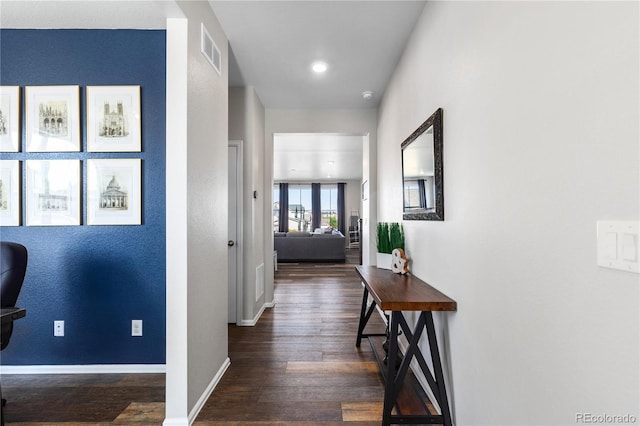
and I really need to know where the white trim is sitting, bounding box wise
[165,17,190,425]
[229,140,244,325]
[187,357,230,424]
[0,364,166,375]
[162,419,187,426]
[265,300,276,308]
[236,302,267,326]
[255,262,265,302]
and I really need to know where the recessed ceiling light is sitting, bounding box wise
[328,160,335,164]
[312,61,328,73]
[362,90,374,100]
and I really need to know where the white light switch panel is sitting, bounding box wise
[597,221,639,273]
[131,320,143,337]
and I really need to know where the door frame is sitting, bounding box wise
[229,140,244,324]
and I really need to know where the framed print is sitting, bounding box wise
[87,86,141,152]
[87,159,141,225]
[0,87,20,152]
[0,160,20,226]
[25,86,80,152]
[26,160,80,226]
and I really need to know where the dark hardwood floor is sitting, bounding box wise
[2,248,390,425]
[1,372,166,424]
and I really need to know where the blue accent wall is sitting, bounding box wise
[0,30,166,364]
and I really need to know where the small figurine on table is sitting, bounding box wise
[391,248,410,274]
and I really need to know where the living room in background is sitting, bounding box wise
[273,182,348,263]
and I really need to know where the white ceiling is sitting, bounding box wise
[274,133,363,182]
[209,0,427,109]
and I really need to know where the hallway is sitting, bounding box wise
[195,261,387,424]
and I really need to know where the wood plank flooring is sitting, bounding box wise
[195,260,386,425]
[1,373,166,425]
[2,251,391,425]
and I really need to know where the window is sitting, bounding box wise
[288,184,312,232]
[320,184,338,229]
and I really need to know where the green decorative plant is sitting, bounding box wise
[376,222,404,254]
[389,222,405,251]
[376,222,391,253]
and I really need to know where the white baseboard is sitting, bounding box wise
[0,364,166,375]
[162,419,188,426]
[187,357,230,424]
[237,302,267,326]
[265,300,275,308]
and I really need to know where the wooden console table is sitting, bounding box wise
[355,265,456,425]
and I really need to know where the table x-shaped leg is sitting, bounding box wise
[382,311,452,426]
[356,286,386,347]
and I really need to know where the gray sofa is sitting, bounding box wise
[274,231,346,262]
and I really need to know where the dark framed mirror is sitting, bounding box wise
[401,108,444,221]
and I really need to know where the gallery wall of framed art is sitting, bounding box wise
[0,84,143,227]
[0,28,167,367]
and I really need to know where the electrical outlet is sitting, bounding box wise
[131,320,143,337]
[54,320,64,337]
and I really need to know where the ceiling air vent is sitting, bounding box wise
[201,23,221,76]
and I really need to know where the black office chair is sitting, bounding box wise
[0,241,27,424]
[1,242,27,350]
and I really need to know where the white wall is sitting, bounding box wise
[229,86,267,324]
[229,87,245,140]
[345,178,362,241]
[345,178,362,221]
[166,1,229,423]
[377,2,638,425]
[250,88,266,316]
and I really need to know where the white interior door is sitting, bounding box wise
[228,144,238,323]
